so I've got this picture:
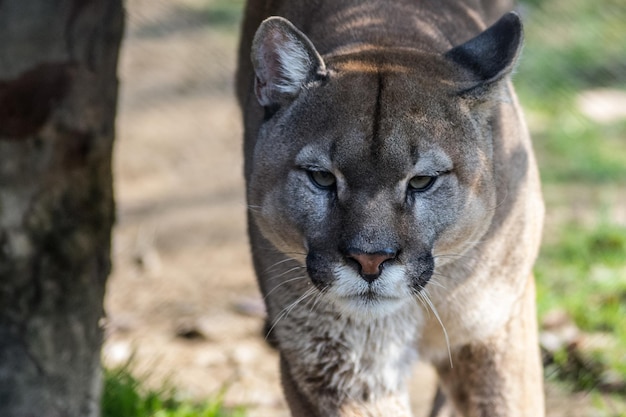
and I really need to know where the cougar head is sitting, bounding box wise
[248,13,523,317]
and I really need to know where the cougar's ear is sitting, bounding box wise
[251,17,327,107]
[445,12,523,94]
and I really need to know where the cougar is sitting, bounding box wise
[236,1,545,415]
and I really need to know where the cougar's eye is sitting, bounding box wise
[408,175,436,192]
[308,170,336,189]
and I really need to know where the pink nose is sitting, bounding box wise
[347,250,396,282]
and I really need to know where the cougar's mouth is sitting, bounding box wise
[340,289,401,303]
[323,264,413,317]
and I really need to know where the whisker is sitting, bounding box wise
[266,265,307,281]
[428,269,455,286]
[414,291,430,318]
[265,288,317,342]
[425,293,452,369]
[284,288,317,317]
[426,276,447,290]
[264,275,308,300]
[252,243,306,257]
[264,257,299,273]
[309,291,324,314]
[421,288,453,368]
[433,253,482,262]
[489,186,509,212]
[302,286,324,311]
[278,250,308,257]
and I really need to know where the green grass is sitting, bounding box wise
[515,0,626,410]
[102,367,246,417]
[517,0,626,103]
[204,0,245,28]
[535,221,626,417]
[535,221,626,390]
[531,119,626,183]
[185,0,245,30]
[516,0,626,183]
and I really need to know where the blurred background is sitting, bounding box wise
[101,0,626,416]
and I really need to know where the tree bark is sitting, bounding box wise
[0,1,124,416]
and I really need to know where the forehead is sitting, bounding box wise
[296,58,463,176]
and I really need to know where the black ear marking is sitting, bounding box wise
[445,12,523,85]
[251,16,327,108]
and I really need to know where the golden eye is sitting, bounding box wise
[308,170,336,189]
[408,175,436,192]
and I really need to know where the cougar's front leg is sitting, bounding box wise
[433,276,544,417]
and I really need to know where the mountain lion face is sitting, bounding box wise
[246,16,519,317]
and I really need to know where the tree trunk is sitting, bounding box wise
[0,1,124,416]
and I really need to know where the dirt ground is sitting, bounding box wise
[103,1,322,414]
[102,1,600,415]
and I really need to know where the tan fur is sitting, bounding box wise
[236,1,545,416]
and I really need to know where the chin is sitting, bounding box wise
[333,295,410,320]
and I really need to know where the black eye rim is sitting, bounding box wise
[307,169,337,190]
[407,175,438,193]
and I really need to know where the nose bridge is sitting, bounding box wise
[341,191,399,253]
